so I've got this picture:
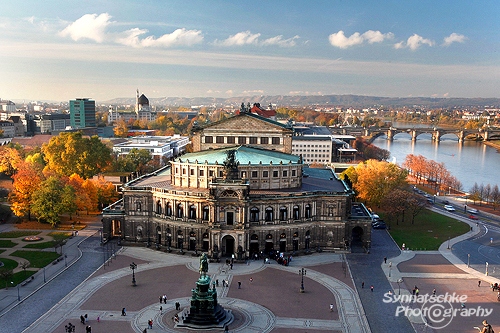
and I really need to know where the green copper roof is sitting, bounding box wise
[176,146,300,165]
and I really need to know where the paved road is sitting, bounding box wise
[347,229,415,333]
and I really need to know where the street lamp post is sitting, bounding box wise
[299,268,306,293]
[11,282,20,301]
[130,262,137,286]
[447,237,450,249]
[397,278,403,295]
[467,254,470,268]
[486,262,489,276]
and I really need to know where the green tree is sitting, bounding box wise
[31,177,66,226]
[61,184,78,220]
[42,132,112,179]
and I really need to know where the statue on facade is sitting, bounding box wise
[222,150,239,180]
[199,253,209,275]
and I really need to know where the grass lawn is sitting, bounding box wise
[386,209,470,251]
[10,250,60,268]
[0,239,18,248]
[0,258,19,270]
[0,231,41,238]
[48,232,72,240]
[23,241,57,249]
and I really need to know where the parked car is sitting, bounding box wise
[468,215,479,220]
[468,208,479,214]
[444,205,456,211]
[427,198,434,204]
[372,222,387,229]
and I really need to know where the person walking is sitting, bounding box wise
[370,285,374,292]
[329,304,334,312]
[478,319,494,333]
[361,281,364,289]
[238,281,241,289]
[122,307,127,316]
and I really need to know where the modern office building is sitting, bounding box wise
[70,98,96,129]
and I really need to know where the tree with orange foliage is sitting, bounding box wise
[9,160,44,220]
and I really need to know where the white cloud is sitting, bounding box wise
[117,28,203,48]
[329,30,393,48]
[362,30,394,44]
[215,31,299,47]
[395,34,434,51]
[261,35,300,47]
[328,31,364,48]
[217,31,261,46]
[443,33,467,46]
[242,90,265,95]
[59,13,112,43]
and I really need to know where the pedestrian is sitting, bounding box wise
[80,315,85,324]
[433,288,436,296]
[225,325,229,332]
[216,279,219,286]
[478,280,481,287]
[84,314,88,323]
[175,302,180,311]
[384,257,387,264]
[415,288,419,296]
[238,281,241,289]
[122,307,126,316]
[148,318,153,329]
[479,319,493,333]
[370,285,374,292]
[160,306,163,314]
[97,316,100,323]
[159,295,162,304]
[230,263,233,269]
[86,325,92,333]
[361,281,364,289]
[143,328,147,333]
[329,303,334,312]
[249,277,253,283]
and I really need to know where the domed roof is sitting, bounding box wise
[138,94,149,105]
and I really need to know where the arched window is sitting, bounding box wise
[177,203,184,218]
[156,200,162,214]
[166,202,172,216]
[279,207,288,221]
[202,206,210,221]
[305,204,312,219]
[189,204,196,220]
[250,207,260,222]
[265,207,273,222]
[293,205,300,220]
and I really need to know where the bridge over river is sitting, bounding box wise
[333,127,500,142]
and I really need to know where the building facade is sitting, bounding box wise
[102,114,371,258]
[70,98,96,129]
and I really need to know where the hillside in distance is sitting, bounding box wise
[103,94,500,108]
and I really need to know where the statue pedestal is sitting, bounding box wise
[177,274,232,329]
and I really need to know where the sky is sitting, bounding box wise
[0,0,499,102]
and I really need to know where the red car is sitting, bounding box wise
[468,215,478,220]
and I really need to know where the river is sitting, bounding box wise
[371,123,500,193]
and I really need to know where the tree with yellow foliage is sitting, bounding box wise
[343,159,408,207]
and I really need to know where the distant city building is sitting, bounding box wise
[0,120,15,138]
[291,125,357,164]
[0,99,16,112]
[70,98,96,129]
[34,114,71,134]
[112,135,190,163]
[108,89,157,123]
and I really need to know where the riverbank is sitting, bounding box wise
[484,139,500,151]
